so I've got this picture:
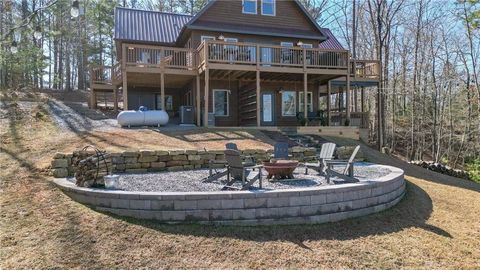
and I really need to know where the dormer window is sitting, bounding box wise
[242,0,257,14]
[261,0,275,16]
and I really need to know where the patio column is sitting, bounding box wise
[160,72,165,110]
[113,87,118,112]
[346,74,351,125]
[91,90,97,109]
[361,86,365,112]
[204,68,209,127]
[196,74,201,126]
[256,70,261,127]
[122,72,128,110]
[327,80,331,126]
[303,73,308,123]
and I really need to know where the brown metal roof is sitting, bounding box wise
[114,7,345,50]
[319,28,344,50]
[114,7,192,44]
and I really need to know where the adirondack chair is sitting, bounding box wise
[204,143,255,182]
[273,142,289,159]
[226,143,256,165]
[325,145,360,183]
[223,149,263,190]
[304,142,336,174]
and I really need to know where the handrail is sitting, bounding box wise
[124,43,195,70]
[350,59,380,79]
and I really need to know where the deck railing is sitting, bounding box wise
[124,44,195,70]
[331,111,369,128]
[351,60,380,79]
[203,40,349,69]
[89,61,123,86]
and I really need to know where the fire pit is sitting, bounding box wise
[263,160,299,180]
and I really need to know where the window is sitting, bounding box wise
[301,43,313,48]
[224,38,238,50]
[242,0,257,14]
[281,91,296,116]
[201,36,215,42]
[155,94,173,111]
[213,89,229,116]
[299,92,313,112]
[262,0,275,16]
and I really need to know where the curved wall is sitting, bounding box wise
[54,165,405,225]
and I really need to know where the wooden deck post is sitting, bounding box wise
[91,90,97,109]
[113,87,118,112]
[361,86,365,112]
[354,86,358,112]
[196,74,201,126]
[160,72,165,110]
[327,80,331,126]
[204,68,209,127]
[122,44,128,110]
[303,72,308,124]
[346,73,351,125]
[256,70,261,127]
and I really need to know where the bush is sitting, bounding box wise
[466,159,480,183]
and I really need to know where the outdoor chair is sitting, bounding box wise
[273,142,290,159]
[304,142,336,175]
[204,144,255,182]
[325,145,361,183]
[222,149,263,190]
[226,143,256,165]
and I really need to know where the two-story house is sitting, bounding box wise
[89,0,379,129]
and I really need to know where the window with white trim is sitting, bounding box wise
[299,92,313,112]
[301,43,313,48]
[242,0,257,14]
[213,89,229,116]
[281,91,296,116]
[261,0,275,16]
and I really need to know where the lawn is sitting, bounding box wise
[1,94,479,269]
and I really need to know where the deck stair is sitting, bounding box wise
[278,127,327,153]
[238,83,257,126]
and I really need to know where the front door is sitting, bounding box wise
[261,92,275,126]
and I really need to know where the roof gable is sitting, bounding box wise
[185,0,327,40]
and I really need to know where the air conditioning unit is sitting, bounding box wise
[179,106,194,125]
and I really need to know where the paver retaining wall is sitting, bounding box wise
[53,165,404,225]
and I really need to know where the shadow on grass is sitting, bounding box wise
[98,180,451,246]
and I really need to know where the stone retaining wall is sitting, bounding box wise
[50,146,363,179]
[53,165,405,225]
[50,148,318,178]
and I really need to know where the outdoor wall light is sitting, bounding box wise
[297,41,304,47]
[71,0,80,18]
[218,35,225,40]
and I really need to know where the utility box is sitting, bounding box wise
[179,106,194,125]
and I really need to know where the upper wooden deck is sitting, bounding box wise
[90,41,380,87]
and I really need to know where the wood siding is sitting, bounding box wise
[194,0,320,34]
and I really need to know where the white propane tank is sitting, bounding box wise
[144,110,169,126]
[117,109,169,127]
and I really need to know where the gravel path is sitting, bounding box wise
[115,163,391,192]
[46,99,118,132]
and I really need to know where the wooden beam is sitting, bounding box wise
[91,90,97,109]
[113,87,118,112]
[160,72,165,110]
[122,73,128,110]
[196,75,201,126]
[204,68,209,127]
[361,86,365,113]
[327,80,331,126]
[256,70,261,127]
[304,72,308,123]
[346,73,351,124]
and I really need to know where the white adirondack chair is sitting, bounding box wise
[304,142,336,174]
[325,145,361,183]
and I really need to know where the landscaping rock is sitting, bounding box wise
[52,159,69,168]
[138,156,158,163]
[52,168,68,178]
[172,155,187,161]
[151,162,166,168]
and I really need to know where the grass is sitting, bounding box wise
[1,96,480,269]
